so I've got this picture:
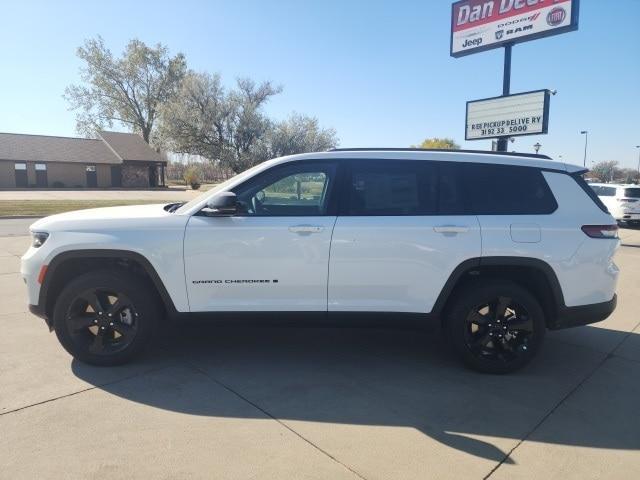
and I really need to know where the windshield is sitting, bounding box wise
[624,188,640,199]
[174,162,269,214]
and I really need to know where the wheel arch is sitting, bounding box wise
[40,249,178,320]
[432,256,565,328]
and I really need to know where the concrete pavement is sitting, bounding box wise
[1,225,639,479]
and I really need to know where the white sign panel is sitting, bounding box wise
[451,0,579,57]
[466,90,550,140]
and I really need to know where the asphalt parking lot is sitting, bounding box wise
[1,222,639,479]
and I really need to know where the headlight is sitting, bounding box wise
[31,232,49,248]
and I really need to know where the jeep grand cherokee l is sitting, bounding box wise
[22,149,619,373]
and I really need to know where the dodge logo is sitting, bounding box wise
[495,30,504,40]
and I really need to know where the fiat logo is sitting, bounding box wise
[547,7,566,26]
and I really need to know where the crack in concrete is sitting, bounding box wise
[485,316,640,479]
[183,358,369,480]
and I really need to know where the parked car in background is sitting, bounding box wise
[590,183,640,225]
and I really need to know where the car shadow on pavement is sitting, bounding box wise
[71,322,639,463]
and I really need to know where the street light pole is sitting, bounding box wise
[636,145,640,179]
[580,131,589,167]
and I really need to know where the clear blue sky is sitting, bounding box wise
[1,0,638,168]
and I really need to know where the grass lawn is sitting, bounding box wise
[0,200,179,217]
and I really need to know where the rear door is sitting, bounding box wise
[328,159,481,313]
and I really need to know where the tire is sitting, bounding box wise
[444,280,546,374]
[53,269,159,366]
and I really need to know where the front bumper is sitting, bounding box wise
[550,294,617,330]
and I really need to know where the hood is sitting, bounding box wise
[29,203,173,232]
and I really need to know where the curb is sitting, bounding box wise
[0,216,43,220]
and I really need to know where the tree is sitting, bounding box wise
[263,113,338,158]
[617,168,640,184]
[590,160,619,182]
[160,73,335,173]
[413,138,460,149]
[64,36,187,143]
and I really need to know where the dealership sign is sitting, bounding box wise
[466,90,550,140]
[451,0,579,57]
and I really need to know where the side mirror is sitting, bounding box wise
[206,192,238,215]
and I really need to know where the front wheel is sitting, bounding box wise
[53,270,159,366]
[444,281,546,374]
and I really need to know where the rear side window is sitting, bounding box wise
[347,161,437,215]
[463,164,557,215]
[624,188,640,198]
[573,175,609,213]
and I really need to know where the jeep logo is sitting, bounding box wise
[462,37,483,48]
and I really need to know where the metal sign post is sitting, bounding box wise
[496,44,512,152]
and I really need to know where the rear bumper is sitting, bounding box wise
[550,294,617,330]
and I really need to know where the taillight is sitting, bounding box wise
[581,225,619,239]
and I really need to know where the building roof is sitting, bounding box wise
[98,131,163,163]
[0,132,120,164]
[0,130,164,165]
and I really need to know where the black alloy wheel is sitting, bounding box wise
[53,270,158,366]
[445,281,545,374]
[65,288,139,356]
[463,297,534,364]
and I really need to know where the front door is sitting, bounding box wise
[111,166,122,187]
[328,159,481,313]
[184,161,339,312]
[35,163,48,187]
[148,165,157,187]
[14,163,28,187]
[86,165,97,187]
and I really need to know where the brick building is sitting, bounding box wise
[0,131,166,188]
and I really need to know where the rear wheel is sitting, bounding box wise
[445,281,545,374]
[53,270,159,366]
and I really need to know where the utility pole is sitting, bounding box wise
[580,130,589,167]
[496,44,512,152]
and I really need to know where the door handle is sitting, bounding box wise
[434,225,469,234]
[289,225,324,234]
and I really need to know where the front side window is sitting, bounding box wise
[35,163,47,171]
[347,161,437,216]
[234,163,336,216]
[14,163,27,171]
[599,186,616,197]
[86,165,96,172]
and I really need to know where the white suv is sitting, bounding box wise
[589,183,640,225]
[21,149,620,373]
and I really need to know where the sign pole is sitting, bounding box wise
[496,44,512,152]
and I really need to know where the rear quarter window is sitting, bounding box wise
[462,163,557,215]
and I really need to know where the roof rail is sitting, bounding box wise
[327,147,552,160]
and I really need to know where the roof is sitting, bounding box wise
[0,132,120,165]
[329,147,552,160]
[0,130,164,165]
[98,131,163,163]
[276,149,582,173]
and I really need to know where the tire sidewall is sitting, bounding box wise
[53,270,158,366]
[445,281,546,374]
